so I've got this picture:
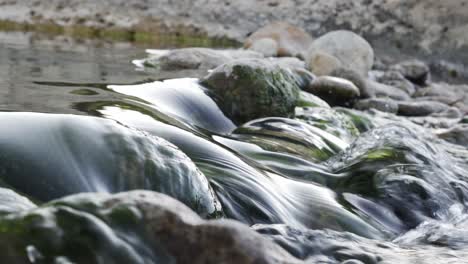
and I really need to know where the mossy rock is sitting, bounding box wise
[201,59,301,124]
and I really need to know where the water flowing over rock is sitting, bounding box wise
[306,30,374,77]
[0,113,221,218]
[201,59,301,124]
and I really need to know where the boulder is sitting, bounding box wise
[306,30,374,76]
[397,101,451,117]
[354,98,399,114]
[306,76,360,106]
[244,21,313,59]
[0,191,299,263]
[330,67,374,98]
[391,60,430,85]
[201,59,301,124]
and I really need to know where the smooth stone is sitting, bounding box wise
[308,51,343,76]
[141,48,263,70]
[391,59,430,85]
[366,80,411,101]
[306,76,360,106]
[244,21,314,59]
[397,100,451,117]
[297,91,330,108]
[306,30,374,76]
[375,71,416,96]
[330,67,375,98]
[354,98,398,113]
[247,37,279,57]
[201,59,300,124]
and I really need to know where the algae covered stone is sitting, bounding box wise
[201,59,301,124]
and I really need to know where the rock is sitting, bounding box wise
[413,82,466,107]
[268,57,306,69]
[375,71,416,96]
[367,80,411,100]
[201,59,301,124]
[289,67,316,90]
[397,101,451,117]
[244,21,313,59]
[306,76,360,106]
[297,91,330,108]
[391,60,430,85]
[0,191,299,263]
[354,98,399,114]
[306,30,374,76]
[330,67,374,98]
[307,51,343,76]
[437,124,468,146]
[141,48,263,70]
[247,38,279,57]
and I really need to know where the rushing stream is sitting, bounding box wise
[1,32,468,263]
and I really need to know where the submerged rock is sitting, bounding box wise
[245,21,313,59]
[201,59,301,124]
[306,76,360,106]
[0,113,221,218]
[306,30,374,76]
[0,191,298,263]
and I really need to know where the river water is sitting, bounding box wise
[1,32,468,263]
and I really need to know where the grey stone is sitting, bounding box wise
[244,21,314,59]
[391,59,430,85]
[367,80,411,101]
[375,71,416,96]
[201,59,301,124]
[354,98,398,113]
[397,101,451,117]
[330,67,375,98]
[306,76,360,106]
[306,30,374,76]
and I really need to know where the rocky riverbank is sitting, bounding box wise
[1,0,468,65]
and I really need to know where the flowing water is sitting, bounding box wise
[1,32,468,263]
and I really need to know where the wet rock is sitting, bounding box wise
[0,188,36,215]
[330,67,375,98]
[306,30,374,76]
[0,191,298,263]
[354,98,399,114]
[297,91,330,108]
[291,68,316,90]
[413,82,467,111]
[367,80,410,100]
[247,37,279,57]
[391,60,430,85]
[140,48,263,70]
[306,76,360,106]
[374,71,416,96]
[201,59,300,124]
[329,125,467,232]
[244,21,313,59]
[397,101,451,117]
[0,113,221,218]
[437,124,468,146]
